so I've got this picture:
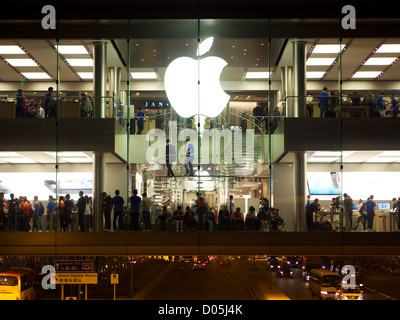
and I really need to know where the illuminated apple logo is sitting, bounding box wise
[164,37,230,118]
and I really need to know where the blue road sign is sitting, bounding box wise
[54,260,94,273]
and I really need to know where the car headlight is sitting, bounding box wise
[321,291,328,295]
[358,295,363,300]
[343,296,348,300]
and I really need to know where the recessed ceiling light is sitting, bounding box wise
[0,46,25,54]
[308,157,338,163]
[352,71,382,78]
[60,157,92,163]
[5,59,38,67]
[306,58,336,66]
[21,72,51,79]
[376,44,400,53]
[65,59,93,66]
[312,44,345,54]
[56,45,88,54]
[306,71,325,78]
[0,157,36,163]
[364,57,398,65]
[245,72,271,79]
[130,72,158,79]
[77,72,93,79]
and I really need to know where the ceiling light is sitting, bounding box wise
[21,72,51,79]
[56,45,88,54]
[0,46,25,54]
[0,157,36,163]
[306,71,325,79]
[376,44,400,53]
[308,157,338,163]
[306,58,336,66]
[364,57,398,65]
[77,72,93,79]
[312,44,345,54]
[0,152,22,157]
[352,71,382,78]
[130,72,158,79]
[5,59,38,67]
[66,59,93,66]
[60,157,92,163]
[245,72,271,79]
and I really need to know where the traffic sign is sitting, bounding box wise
[54,260,94,273]
[111,274,119,285]
[55,273,98,285]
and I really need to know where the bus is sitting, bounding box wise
[308,268,341,300]
[0,268,36,300]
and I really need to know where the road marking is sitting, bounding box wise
[364,286,397,300]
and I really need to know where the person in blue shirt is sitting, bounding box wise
[318,87,330,118]
[16,89,25,118]
[364,195,376,231]
[136,108,145,134]
[129,189,141,231]
[43,87,54,118]
[46,195,57,231]
[111,189,125,231]
[376,92,386,112]
[184,138,194,176]
[389,95,399,117]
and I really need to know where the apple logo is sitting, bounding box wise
[164,37,230,118]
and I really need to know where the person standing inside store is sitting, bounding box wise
[64,194,74,232]
[77,191,87,232]
[166,139,176,177]
[16,89,26,118]
[0,193,7,232]
[102,192,112,232]
[318,87,329,118]
[376,92,386,114]
[140,192,152,232]
[353,199,367,231]
[343,193,354,231]
[111,189,125,231]
[8,194,19,232]
[365,195,377,232]
[184,137,194,176]
[136,108,145,134]
[46,195,57,232]
[42,87,53,118]
[363,90,375,116]
[306,198,321,231]
[129,189,141,231]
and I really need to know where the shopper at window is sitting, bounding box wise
[230,207,244,231]
[184,205,196,231]
[16,89,26,118]
[365,195,377,232]
[364,90,375,116]
[257,207,268,231]
[77,191,87,232]
[376,92,387,114]
[318,87,329,118]
[245,206,258,231]
[331,197,340,231]
[218,205,230,231]
[64,194,74,232]
[111,189,125,231]
[83,196,92,232]
[58,196,70,232]
[42,87,54,117]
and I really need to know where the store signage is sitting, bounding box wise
[54,273,98,285]
[164,37,230,118]
[54,260,94,273]
[135,100,170,109]
[41,5,56,30]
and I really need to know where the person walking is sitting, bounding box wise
[140,192,152,231]
[184,138,194,176]
[318,87,329,118]
[166,139,176,177]
[353,199,367,231]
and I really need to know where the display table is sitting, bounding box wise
[0,102,15,118]
[342,104,369,118]
[59,102,81,118]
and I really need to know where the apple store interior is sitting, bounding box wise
[1,19,400,233]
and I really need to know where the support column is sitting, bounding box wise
[109,66,122,118]
[292,40,307,231]
[93,41,107,232]
[280,66,293,117]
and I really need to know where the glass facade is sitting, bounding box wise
[0,7,400,236]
